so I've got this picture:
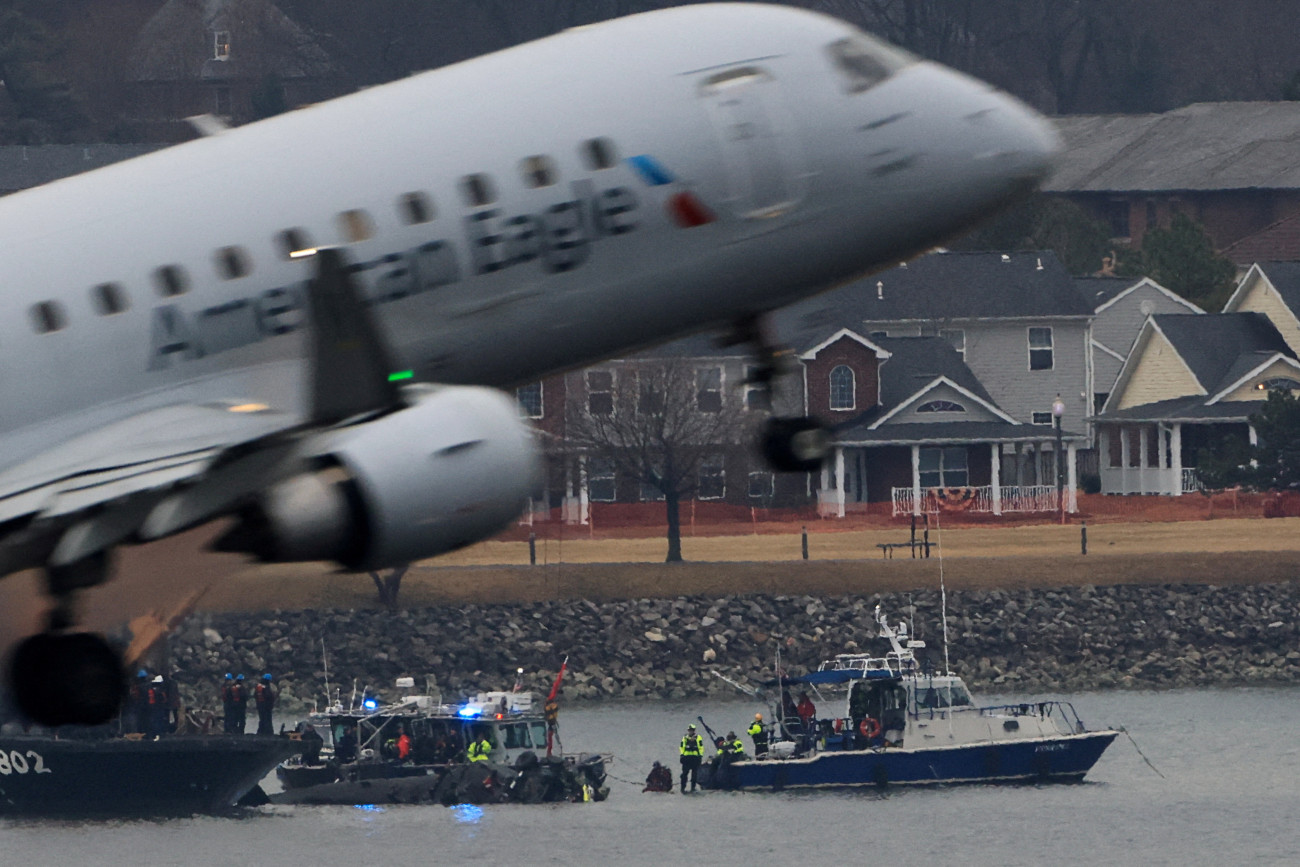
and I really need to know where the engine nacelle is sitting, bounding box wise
[218,385,540,570]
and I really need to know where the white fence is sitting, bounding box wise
[891,485,1067,516]
[1098,467,1203,495]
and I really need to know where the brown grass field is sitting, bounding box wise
[3,516,1299,647]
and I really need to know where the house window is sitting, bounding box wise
[587,458,615,502]
[213,31,230,60]
[1032,412,1053,425]
[581,137,618,170]
[460,174,496,207]
[916,400,965,413]
[91,283,129,315]
[521,155,558,188]
[748,470,774,499]
[637,373,664,416]
[697,367,722,413]
[398,192,434,225]
[919,447,968,488]
[743,364,771,411]
[586,370,613,415]
[829,365,855,410]
[338,209,375,243]
[30,301,66,334]
[698,455,725,499]
[214,86,231,116]
[940,329,965,358]
[517,382,543,418]
[1028,327,1053,370]
[1260,378,1300,392]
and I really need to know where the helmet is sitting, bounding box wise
[686,724,696,730]
[136,669,148,679]
[235,674,245,681]
[263,673,273,681]
[726,731,736,739]
[224,673,233,680]
[152,675,164,683]
[754,713,763,721]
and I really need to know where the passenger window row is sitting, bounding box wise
[24,137,621,335]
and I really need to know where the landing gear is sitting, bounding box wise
[728,316,833,474]
[6,551,126,727]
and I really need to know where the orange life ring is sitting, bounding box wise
[833,718,843,733]
[858,717,881,739]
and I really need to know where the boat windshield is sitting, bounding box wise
[914,683,974,709]
[502,722,532,749]
[531,721,548,748]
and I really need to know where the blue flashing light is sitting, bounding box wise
[363,699,378,710]
[451,803,484,824]
[353,804,385,812]
[457,706,479,718]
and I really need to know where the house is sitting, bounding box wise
[1222,262,1300,357]
[1046,102,1300,260]
[126,0,341,138]
[1093,312,1299,495]
[1074,275,1202,414]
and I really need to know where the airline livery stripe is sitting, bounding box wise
[627,155,674,187]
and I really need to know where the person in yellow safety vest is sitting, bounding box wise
[726,732,745,759]
[748,713,768,757]
[679,724,704,793]
[467,731,492,763]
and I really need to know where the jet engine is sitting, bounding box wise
[215,385,541,570]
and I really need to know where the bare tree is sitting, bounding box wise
[566,360,757,562]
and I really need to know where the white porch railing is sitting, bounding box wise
[1099,467,1203,495]
[891,485,1065,516]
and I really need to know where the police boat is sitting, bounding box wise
[700,605,1117,791]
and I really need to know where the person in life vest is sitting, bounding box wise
[396,725,412,761]
[467,730,492,762]
[254,673,276,735]
[796,692,817,729]
[146,675,170,738]
[124,669,149,734]
[747,713,768,757]
[643,761,673,793]
[230,674,249,734]
[335,725,358,764]
[679,724,704,793]
[220,673,236,734]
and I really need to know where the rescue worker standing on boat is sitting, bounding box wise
[230,674,249,734]
[254,673,276,735]
[146,675,169,738]
[220,674,235,734]
[748,713,768,757]
[467,730,492,763]
[679,724,703,793]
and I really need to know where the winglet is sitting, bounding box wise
[305,247,404,423]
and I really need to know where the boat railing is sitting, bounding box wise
[975,701,1086,734]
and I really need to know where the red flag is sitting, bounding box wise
[547,656,568,703]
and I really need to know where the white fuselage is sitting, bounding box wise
[0,4,1056,480]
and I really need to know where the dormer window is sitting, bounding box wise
[214,31,231,61]
[829,365,855,410]
[917,400,966,413]
[1258,378,1300,392]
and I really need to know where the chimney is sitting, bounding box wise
[876,281,884,300]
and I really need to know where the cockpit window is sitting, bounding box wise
[826,36,915,94]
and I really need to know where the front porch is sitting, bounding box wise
[1096,420,1248,496]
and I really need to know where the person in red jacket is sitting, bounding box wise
[254,673,277,735]
[396,726,412,761]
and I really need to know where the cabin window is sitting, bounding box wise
[91,283,130,315]
[215,245,251,280]
[154,265,189,297]
[696,367,722,413]
[748,470,774,499]
[825,36,913,93]
[338,209,375,243]
[398,192,434,225]
[517,382,543,419]
[581,137,618,171]
[30,301,66,333]
[587,370,613,415]
[916,400,966,414]
[276,228,315,259]
[587,457,616,502]
[919,447,968,488]
[460,173,496,207]
[503,723,531,749]
[698,455,725,500]
[521,155,558,188]
[1028,326,1053,370]
[829,365,855,410]
[529,721,547,747]
[213,31,230,60]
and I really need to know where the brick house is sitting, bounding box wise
[1046,102,1300,261]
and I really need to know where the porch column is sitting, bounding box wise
[834,447,846,518]
[1098,428,1111,494]
[911,444,922,516]
[1119,426,1131,494]
[1067,442,1078,513]
[1171,423,1183,496]
[578,454,590,524]
[1014,443,1025,486]
[990,443,1002,516]
[1249,425,1258,446]
[1138,426,1149,494]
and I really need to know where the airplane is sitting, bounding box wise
[0,3,1057,726]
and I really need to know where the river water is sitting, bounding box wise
[2,687,1298,866]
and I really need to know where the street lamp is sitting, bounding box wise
[1052,394,1065,522]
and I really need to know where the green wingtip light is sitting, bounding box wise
[387,370,414,382]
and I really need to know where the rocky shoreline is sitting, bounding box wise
[166,582,1300,714]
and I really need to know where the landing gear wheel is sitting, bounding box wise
[762,417,831,473]
[8,631,125,727]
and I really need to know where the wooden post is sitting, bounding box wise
[529,533,537,566]
[801,526,809,561]
[1081,521,1087,556]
